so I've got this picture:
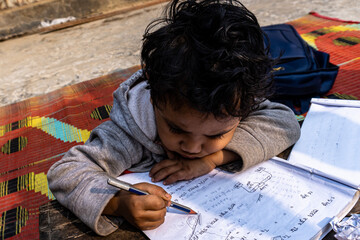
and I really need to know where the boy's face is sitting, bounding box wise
[154,103,240,160]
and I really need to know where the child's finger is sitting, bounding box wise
[138,219,166,231]
[140,195,168,210]
[149,159,177,177]
[134,183,172,204]
[151,164,182,183]
[162,169,190,185]
[136,209,167,230]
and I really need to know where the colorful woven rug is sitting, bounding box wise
[288,12,360,121]
[1,13,360,239]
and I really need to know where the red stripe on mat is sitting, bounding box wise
[310,11,360,24]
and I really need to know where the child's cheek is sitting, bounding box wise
[157,129,178,152]
[163,133,180,150]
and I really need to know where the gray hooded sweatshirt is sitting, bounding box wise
[47,70,300,236]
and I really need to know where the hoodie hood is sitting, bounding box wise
[110,70,164,156]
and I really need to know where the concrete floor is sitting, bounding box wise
[0,0,360,107]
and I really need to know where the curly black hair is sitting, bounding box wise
[141,0,275,119]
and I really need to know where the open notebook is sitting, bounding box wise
[118,98,360,240]
[287,98,360,190]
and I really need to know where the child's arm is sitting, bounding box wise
[221,99,301,172]
[150,100,300,184]
[47,120,159,236]
[150,149,238,185]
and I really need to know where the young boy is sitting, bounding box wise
[47,0,300,236]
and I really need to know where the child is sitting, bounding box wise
[47,0,301,236]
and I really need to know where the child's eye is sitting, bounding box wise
[208,134,225,140]
[168,126,184,134]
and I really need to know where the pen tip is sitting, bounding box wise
[189,209,197,214]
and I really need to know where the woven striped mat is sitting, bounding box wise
[1,12,360,239]
[288,12,360,120]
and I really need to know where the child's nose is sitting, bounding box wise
[180,137,202,154]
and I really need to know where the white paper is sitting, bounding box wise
[311,98,360,108]
[288,99,360,189]
[118,159,357,240]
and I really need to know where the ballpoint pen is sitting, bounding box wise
[107,178,197,214]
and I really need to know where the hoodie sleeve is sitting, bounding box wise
[222,100,301,172]
[47,120,145,236]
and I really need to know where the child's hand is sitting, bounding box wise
[150,150,224,185]
[104,182,171,230]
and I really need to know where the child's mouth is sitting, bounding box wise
[179,153,200,160]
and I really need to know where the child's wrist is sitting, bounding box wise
[103,190,126,217]
[103,196,119,216]
[214,150,238,167]
[203,150,226,168]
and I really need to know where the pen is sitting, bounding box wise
[107,178,197,214]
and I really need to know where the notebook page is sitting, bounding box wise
[288,99,360,190]
[118,159,357,240]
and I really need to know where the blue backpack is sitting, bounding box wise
[262,24,339,114]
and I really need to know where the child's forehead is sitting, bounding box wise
[158,103,239,127]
